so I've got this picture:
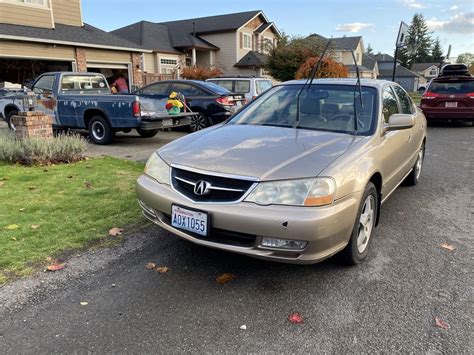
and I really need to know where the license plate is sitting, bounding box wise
[171,205,208,236]
[445,102,458,108]
[162,119,173,127]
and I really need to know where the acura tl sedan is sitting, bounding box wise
[136,79,427,265]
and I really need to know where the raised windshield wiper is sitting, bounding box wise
[294,39,332,129]
[350,50,363,134]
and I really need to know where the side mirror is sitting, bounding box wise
[386,114,415,131]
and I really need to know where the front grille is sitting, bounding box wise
[171,167,255,203]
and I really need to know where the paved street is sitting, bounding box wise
[0,123,472,353]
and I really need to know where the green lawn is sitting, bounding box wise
[0,157,145,284]
[409,92,422,105]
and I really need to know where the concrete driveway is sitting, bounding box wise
[0,123,472,353]
[85,130,188,162]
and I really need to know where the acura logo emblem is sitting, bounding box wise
[194,180,211,196]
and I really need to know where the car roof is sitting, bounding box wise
[207,77,270,80]
[282,78,393,89]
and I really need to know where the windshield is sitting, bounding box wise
[228,84,377,134]
[60,75,110,93]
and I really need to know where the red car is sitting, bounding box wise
[420,76,474,122]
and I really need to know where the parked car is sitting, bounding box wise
[420,76,474,122]
[134,80,245,132]
[206,77,273,102]
[0,72,191,144]
[136,79,427,265]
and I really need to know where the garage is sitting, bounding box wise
[86,62,132,91]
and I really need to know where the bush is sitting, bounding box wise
[180,66,223,80]
[0,131,87,165]
[295,57,349,79]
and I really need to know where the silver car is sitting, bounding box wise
[136,79,427,265]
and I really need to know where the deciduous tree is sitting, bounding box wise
[295,57,349,79]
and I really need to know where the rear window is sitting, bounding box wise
[256,80,272,95]
[234,80,251,93]
[429,80,474,94]
[208,80,233,91]
[60,75,109,92]
[199,81,231,95]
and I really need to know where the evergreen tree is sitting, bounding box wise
[431,37,444,63]
[366,43,374,55]
[401,13,433,68]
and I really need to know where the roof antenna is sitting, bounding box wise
[294,39,332,128]
[350,50,363,133]
[192,21,196,37]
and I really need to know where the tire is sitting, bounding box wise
[404,144,425,186]
[341,182,378,265]
[136,129,158,138]
[190,112,210,132]
[5,109,18,130]
[88,115,115,145]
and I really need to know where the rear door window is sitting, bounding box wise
[393,85,414,114]
[382,86,399,123]
[429,80,474,94]
[60,75,108,92]
[234,80,251,93]
[171,83,207,97]
[256,80,272,95]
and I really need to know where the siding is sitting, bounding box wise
[0,40,75,59]
[85,48,131,63]
[199,32,237,73]
[0,3,52,28]
[143,53,157,73]
[51,0,82,26]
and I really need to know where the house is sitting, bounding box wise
[112,10,281,82]
[373,54,424,92]
[411,62,440,81]
[0,0,150,89]
[307,34,378,79]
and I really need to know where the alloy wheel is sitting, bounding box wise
[190,114,208,131]
[415,148,424,180]
[357,195,375,254]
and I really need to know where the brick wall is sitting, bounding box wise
[131,53,143,88]
[75,48,87,72]
[11,111,53,139]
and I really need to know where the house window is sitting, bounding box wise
[1,0,49,7]
[429,68,437,76]
[160,59,178,65]
[242,33,252,50]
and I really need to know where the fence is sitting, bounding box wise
[142,73,177,86]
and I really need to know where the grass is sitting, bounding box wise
[0,157,145,284]
[409,92,422,105]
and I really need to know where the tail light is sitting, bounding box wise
[132,101,141,117]
[252,96,258,100]
[467,93,474,99]
[215,96,235,106]
[422,92,439,100]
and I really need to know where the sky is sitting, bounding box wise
[82,0,474,58]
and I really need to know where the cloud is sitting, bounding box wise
[449,5,458,11]
[427,12,474,34]
[335,23,374,33]
[399,0,426,9]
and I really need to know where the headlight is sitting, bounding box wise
[144,152,170,185]
[245,177,336,206]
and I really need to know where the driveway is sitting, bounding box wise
[86,130,188,162]
[0,124,472,353]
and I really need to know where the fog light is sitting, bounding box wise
[260,237,308,250]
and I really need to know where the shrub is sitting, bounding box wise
[0,131,87,165]
[295,57,349,79]
[180,66,223,81]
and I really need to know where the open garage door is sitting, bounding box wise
[87,62,132,91]
[0,58,74,86]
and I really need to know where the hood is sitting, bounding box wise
[158,125,356,181]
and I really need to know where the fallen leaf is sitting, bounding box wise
[288,312,304,324]
[155,266,170,274]
[145,262,157,269]
[47,263,65,272]
[0,181,5,187]
[0,177,10,181]
[125,155,133,158]
[80,301,89,306]
[435,317,450,329]
[45,256,53,263]
[10,237,17,241]
[5,224,19,230]
[441,243,455,251]
[28,186,37,191]
[216,273,236,284]
[67,175,74,179]
[83,181,93,189]
[108,227,123,237]
[31,224,40,230]
[240,325,247,330]
[19,208,25,212]
[43,169,49,172]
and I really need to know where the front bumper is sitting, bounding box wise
[136,174,361,264]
